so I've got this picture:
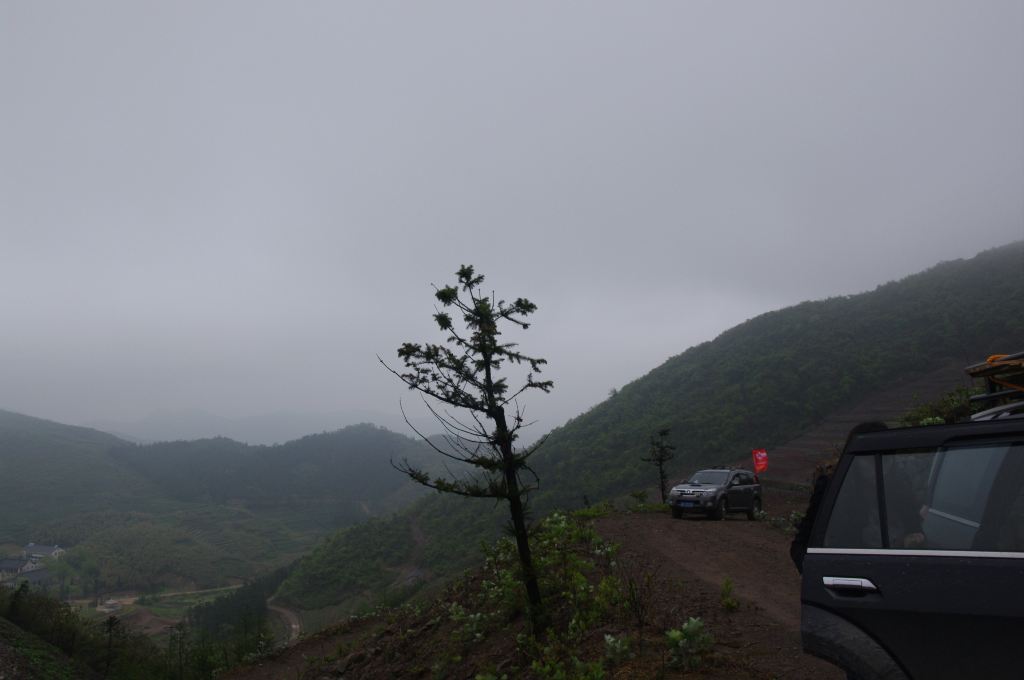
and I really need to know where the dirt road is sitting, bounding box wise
[596,511,842,679]
[267,601,302,643]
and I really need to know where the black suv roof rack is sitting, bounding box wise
[965,351,1024,420]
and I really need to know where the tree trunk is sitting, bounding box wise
[495,409,546,633]
[505,465,544,629]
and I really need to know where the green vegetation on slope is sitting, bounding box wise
[1,578,284,679]
[279,241,1024,613]
[277,493,508,611]
[1,583,155,678]
[185,566,290,644]
[0,614,95,680]
[0,412,150,544]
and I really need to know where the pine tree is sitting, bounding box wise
[642,428,676,503]
[381,265,552,632]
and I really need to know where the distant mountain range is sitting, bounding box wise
[85,407,435,446]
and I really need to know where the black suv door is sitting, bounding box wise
[726,471,754,510]
[801,420,1024,680]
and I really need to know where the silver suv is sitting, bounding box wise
[668,467,761,520]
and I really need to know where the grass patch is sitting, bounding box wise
[138,586,241,620]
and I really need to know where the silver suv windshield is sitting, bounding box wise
[688,470,729,485]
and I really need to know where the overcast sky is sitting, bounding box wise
[2,1,1022,437]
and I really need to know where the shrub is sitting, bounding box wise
[665,617,714,670]
[720,577,739,612]
[603,633,633,665]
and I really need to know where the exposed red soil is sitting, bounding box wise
[118,608,177,638]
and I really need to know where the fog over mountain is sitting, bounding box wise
[2,1,1021,433]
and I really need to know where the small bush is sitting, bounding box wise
[603,633,633,665]
[619,563,658,632]
[634,502,670,514]
[531,652,606,680]
[665,617,714,670]
[629,490,649,506]
[720,577,739,612]
[763,510,804,534]
[447,602,488,644]
[572,501,615,520]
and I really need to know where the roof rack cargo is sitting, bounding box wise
[965,352,1024,421]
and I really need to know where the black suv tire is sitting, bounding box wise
[747,497,761,520]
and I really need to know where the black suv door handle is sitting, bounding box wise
[822,577,878,592]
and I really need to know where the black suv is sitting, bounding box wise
[801,353,1024,679]
[801,416,1024,679]
[668,467,761,520]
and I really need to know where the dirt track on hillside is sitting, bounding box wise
[600,514,802,625]
[267,601,302,643]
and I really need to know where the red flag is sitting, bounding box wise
[752,448,768,474]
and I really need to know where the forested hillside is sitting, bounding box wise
[279,241,1024,613]
[533,241,1023,504]
[0,411,144,542]
[0,416,433,592]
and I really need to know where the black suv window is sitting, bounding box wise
[824,442,1024,552]
[823,455,882,549]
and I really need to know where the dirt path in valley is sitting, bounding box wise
[390,516,431,589]
[266,601,302,643]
